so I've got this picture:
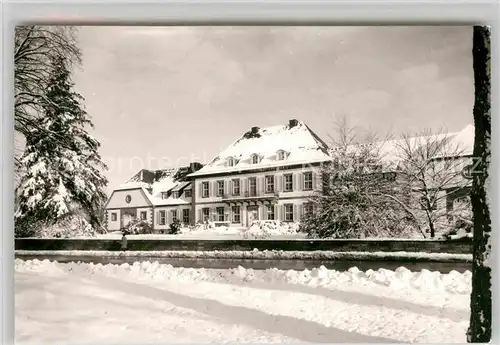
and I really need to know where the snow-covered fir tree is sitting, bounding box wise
[15,55,108,237]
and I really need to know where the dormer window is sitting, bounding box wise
[172,191,179,199]
[161,192,168,199]
[251,154,259,164]
[227,157,235,167]
[277,150,287,161]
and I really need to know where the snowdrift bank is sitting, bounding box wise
[15,258,472,295]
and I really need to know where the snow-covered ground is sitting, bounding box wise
[16,259,471,343]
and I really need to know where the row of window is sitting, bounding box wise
[109,210,190,225]
[201,203,314,223]
[201,172,314,198]
[157,209,190,225]
[227,150,289,167]
[161,189,192,200]
[110,211,148,222]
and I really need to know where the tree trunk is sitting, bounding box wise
[467,25,491,343]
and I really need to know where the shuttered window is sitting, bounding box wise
[265,175,274,193]
[232,179,240,196]
[249,177,257,197]
[201,182,209,198]
[266,205,275,220]
[232,206,241,223]
[202,208,210,221]
[303,172,313,190]
[216,207,225,221]
[216,180,224,197]
[182,209,190,224]
[159,210,166,225]
[284,204,294,222]
[283,174,293,192]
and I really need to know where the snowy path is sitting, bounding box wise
[15,260,471,343]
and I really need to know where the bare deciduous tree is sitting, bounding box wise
[395,130,471,238]
[14,26,81,168]
[467,25,491,343]
[301,116,419,239]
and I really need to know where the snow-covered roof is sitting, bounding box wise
[147,190,190,206]
[116,186,188,207]
[448,124,474,157]
[109,164,201,207]
[114,181,151,191]
[171,181,191,192]
[330,125,474,170]
[188,120,330,177]
[118,165,200,196]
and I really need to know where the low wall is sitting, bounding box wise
[14,238,472,254]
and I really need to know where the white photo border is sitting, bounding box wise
[1,1,499,344]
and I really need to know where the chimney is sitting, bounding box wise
[289,119,299,128]
[251,126,260,134]
[189,162,202,173]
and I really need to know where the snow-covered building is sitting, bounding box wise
[104,163,202,231]
[186,119,331,227]
[347,124,475,215]
[104,120,475,233]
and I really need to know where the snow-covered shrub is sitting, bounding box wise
[441,199,473,241]
[38,214,97,238]
[241,220,301,239]
[168,219,182,235]
[123,219,154,235]
[300,181,419,239]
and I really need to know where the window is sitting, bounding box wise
[159,210,166,225]
[251,154,259,164]
[111,212,117,221]
[284,204,294,222]
[217,180,224,197]
[161,192,168,199]
[248,177,257,197]
[303,172,313,190]
[171,210,178,222]
[183,209,190,224]
[266,205,275,220]
[202,181,209,198]
[232,206,241,223]
[125,195,132,203]
[277,150,286,161]
[303,203,314,216]
[232,179,240,196]
[184,189,192,198]
[216,207,225,222]
[265,176,274,193]
[140,211,147,221]
[284,174,293,192]
[228,157,235,167]
[202,208,210,221]
[172,191,179,199]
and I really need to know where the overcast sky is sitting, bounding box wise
[71,26,474,193]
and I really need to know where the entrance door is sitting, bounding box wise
[247,206,259,225]
[121,209,137,229]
